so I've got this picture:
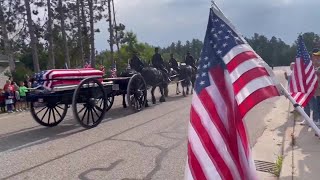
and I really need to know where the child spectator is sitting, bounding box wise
[12,82,20,111]
[3,80,14,113]
[19,82,28,111]
[3,80,11,92]
[10,81,18,111]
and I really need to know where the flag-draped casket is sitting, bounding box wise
[33,68,104,91]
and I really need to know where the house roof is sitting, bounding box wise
[0,54,20,63]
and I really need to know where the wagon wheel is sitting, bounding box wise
[30,101,68,127]
[72,78,107,129]
[126,74,147,112]
[97,95,114,112]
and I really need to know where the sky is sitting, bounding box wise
[94,0,320,52]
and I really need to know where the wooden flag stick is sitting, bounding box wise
[279,84,320,137]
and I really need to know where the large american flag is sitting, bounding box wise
[185,7,280,180]
[34,68,104,90]
[289,35,318,107]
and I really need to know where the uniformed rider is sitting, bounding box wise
[185,51,197,70]
[151,47,170,82]
[169,53,180,73]
[130,52,144,72]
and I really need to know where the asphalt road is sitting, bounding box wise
[0,67,288,180]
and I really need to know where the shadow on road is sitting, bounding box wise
[0,105,138,153]
[0,93,190,153]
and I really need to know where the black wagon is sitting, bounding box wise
[26,69,147,129]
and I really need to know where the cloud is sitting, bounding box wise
[95,0,320,52]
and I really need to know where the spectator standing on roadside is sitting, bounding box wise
[4,84,13,113]
[0,89,5,113]
[19,82,28,111]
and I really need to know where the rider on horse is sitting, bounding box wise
[151,47,170,82]
[185,51,197,71]
[169,53,180,73]
[129,51,144,72]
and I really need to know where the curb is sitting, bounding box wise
[279,105,296,179]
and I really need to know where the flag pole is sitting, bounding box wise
[278,84,320,137]
[211,0,320,137]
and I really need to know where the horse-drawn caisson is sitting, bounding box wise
[26,52,196,129]
[26,67,147,129]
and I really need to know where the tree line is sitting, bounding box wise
[0,0,125,76]
[96,32,320,74]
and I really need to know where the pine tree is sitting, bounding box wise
[58,0,70,68]
[24,0,40,72]
[0,0,15,71]
[46,0,55,68]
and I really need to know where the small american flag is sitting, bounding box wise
[84,62,92,68]
[289,35,318,107]
[185,7,280,180]
[34,69,104,90]
[110,62,117,78]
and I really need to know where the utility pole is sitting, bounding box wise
[111,0,120,53]
[107,0,114,64]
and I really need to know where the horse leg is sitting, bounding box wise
[145,91,149,107]
[186,85,189,95]
[164,84,169,97]
[122,93,127,108]
[159,85,166,102]
[182,84,186,97]
[151,87,156,104]
[191,81,194,95]
[176,82,180,95]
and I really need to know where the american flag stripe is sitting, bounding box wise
[186,6,279,180]
[294,59,306,92]
[223,44,279,117]
[189,68,251,179]
[232,68,270,95]
[110,62,117,78]
[229,61,266,83]
[187,142,210,180]
[190,111,236,179]
[208,69,246,179]
[188,122,223,180]
[305,68,314,84]
[238,86,280,118]
[289,35,318,107]
[236,77,276,104]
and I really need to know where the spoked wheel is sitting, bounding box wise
[72,78,107,129]
[30,101,68,127]
[126,74,147,112]
[106,95,114,111]
[96,95,114,112]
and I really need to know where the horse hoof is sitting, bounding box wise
[145,103,149,107]
[160,99,166,102]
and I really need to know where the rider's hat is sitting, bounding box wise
[312,48,320,56]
